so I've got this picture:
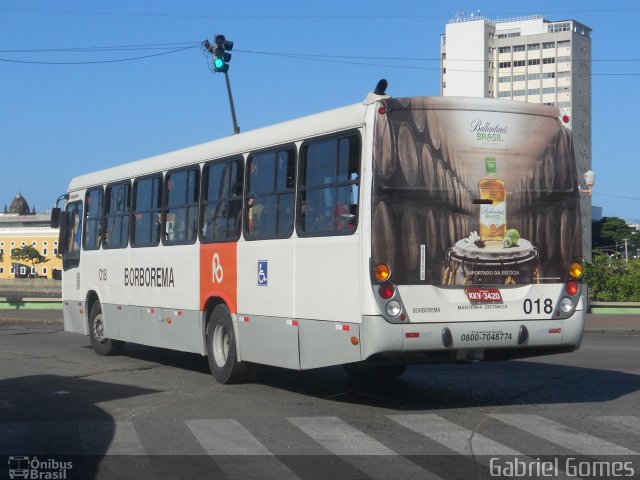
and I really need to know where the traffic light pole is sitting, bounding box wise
[224,71,240,135]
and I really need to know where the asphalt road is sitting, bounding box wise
[0,323,639,480]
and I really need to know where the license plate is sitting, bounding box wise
[465,288,503,304]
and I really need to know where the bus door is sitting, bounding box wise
[59,200,86,334]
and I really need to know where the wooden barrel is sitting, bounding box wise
[397,122,421,187]
[412,106,427,133]
[435,160,445,194]
[553,131,569,190]
[425,208,439,259]
[374,115,395,180]
[426,109,441,151]
[444,169,456,206]
[372,201,398,266]
[440,212,450,258]
[401,208,423,271]
[545,207,559,262]
[532,164,544,202]
[543,144,556,195]
[421,144,435,189]
[448,214,457,246]
[560,207,579,263]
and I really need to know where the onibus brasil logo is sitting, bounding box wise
[8,456,73,479]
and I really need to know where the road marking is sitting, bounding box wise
[186,419,272,455]
[79,421,145,455]
[596,416,640,436]
[288,416,441,480]
[186,419,300,480]
[388,414,522,456]
[490,414,638,456]
[288,416,394,455]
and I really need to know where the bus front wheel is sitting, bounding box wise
[206,304,250,384]
[89,302,125,356]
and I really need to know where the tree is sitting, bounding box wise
[592,216,633,248]
[10,245,49,278]
[584,251,640,302]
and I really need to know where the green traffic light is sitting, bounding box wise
[213,57,225,69]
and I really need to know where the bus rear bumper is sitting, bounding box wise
[360,311,585,363]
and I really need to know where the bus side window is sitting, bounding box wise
[298,133,361,236]
[83,187,103,250]
[245,148,295,240]
[61,201,82,270]
[104,182,131,249]
[200,158,243,243]
[132,175,162,247]
[164,167,199,245]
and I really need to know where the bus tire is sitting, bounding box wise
[343,362,406,382]
[89,301,125,356]
[206,304,250,384]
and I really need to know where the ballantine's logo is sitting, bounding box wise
[470,119,507,142]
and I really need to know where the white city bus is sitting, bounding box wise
[53,87,586,383]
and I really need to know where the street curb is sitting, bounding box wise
[584,328,640,336]
[0,319,63,325]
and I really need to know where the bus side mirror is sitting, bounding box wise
[50,208,62,228]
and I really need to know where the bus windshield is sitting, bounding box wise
[372,97,582,287]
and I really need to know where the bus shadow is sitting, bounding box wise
[0,374,159,479]
[251,359,640,411]
[113,343,640,410]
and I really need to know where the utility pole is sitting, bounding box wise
[623,238,629,263]
[203,35,240,135]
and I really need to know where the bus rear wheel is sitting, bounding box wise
[206,304,250,384]
[89,301,125,356]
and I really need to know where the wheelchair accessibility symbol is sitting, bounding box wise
[257,260,268,286]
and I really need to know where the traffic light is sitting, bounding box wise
[213,34,233,73]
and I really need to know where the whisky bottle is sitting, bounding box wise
[478,157,506,242]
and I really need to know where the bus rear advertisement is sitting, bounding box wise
[53,88,585,384]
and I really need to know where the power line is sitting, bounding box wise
[1,7,639,19]
[594,192,640,201]
[0,43,200,65]
[2,42,640,76]
[0,41,201,53]
[4,44,640,63]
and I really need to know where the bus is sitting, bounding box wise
[53,88,586,384]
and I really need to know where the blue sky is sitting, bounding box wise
[1,1,639,222]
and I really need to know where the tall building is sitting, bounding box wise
[0,193,62,279]
[440,14,592,260]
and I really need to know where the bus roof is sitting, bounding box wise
[66,96,560,192]
[67,102,369,192]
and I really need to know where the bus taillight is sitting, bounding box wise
[378,283,395,299]
[374,263,391,282]
[568,262,583,279]
[565,280,579,296]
